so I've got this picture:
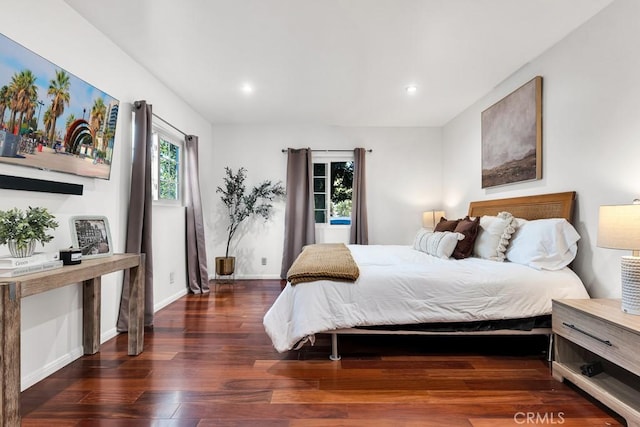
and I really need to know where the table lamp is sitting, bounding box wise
[597,203,640,315]
[422,210,445,231]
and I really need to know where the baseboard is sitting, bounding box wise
[209,274,283,280]
[155,288,189,311]
[21,346,84,391]
[22,289,188,391]
[102,327,118,343]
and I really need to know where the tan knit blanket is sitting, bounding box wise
[287,243,360,285]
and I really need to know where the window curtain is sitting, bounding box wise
[350,147,369,244]
[184,135,209,294]
[280,148,316,279]
[118,100,154,331]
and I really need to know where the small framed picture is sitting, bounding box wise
[70,216,113,259]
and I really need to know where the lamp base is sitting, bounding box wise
[621,256,640,315]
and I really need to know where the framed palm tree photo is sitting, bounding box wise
[0,32,120,180]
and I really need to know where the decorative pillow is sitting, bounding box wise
[474,211,518,262]
[413,228,465,259]
[506,218,581,270]
[452,216,480,259]
[434,217,460,232]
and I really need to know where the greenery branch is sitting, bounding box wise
[0,207,59,250]
[216,167,285,258]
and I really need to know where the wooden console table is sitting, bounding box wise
[0,253,145,426]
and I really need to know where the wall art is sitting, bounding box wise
[481,76,542,188]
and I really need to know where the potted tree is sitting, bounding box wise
[216,167,285,276]
[0,207,59,258]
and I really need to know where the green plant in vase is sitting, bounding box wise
[0,207,59,257]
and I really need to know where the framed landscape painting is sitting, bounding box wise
[0,32,120,180]
[481,76,542,188]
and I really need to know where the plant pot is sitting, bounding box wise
[215,256,235,276]
[8,239,36,258]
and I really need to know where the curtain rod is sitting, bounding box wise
[152,113,187,137]
[134,100,189,137]
[281,148,373,153]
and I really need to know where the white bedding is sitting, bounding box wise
[263,244,590,352]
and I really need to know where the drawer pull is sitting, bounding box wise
[562,322,612,346]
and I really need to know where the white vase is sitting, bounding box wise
[8,240,36,258]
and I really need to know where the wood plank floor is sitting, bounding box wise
[22,279,625,426]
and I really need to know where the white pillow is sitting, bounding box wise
[474,211,517,262]
[506,218,580,270]
[413,229,465,259]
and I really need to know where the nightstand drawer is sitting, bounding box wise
[553,301,640,376]
[553,299,640,426]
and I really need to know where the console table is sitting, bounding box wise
[0,253,145,426]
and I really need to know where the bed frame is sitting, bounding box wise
[323,191,577,361]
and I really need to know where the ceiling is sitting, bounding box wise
[64,0,613,127]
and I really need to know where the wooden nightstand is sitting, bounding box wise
[552,298,640,427]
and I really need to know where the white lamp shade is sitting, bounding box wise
[598,203,640,315]
[597,204,640,251]
[422,210,445,230]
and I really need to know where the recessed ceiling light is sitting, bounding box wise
[405,85,418,94]
[241,83,253,94]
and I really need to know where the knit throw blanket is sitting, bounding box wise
[287,243,360,285]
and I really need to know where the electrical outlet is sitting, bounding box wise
[169,272,175,284]
[261,257,267,266]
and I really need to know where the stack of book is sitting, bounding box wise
[0,252,63,278]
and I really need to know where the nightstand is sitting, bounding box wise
[552,298,640,427]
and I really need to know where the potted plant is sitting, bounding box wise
[0,206,59,258]
[216,167,285,276]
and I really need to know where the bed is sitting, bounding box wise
[263,191,590,359]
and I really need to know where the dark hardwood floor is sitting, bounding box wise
[22,280,625,426]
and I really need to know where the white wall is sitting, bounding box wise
[207,125,441,278]
[441,0,639,298]
[2,1,212,389]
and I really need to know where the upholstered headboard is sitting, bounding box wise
[468,191,576,223]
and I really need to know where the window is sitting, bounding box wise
[313,157,353,225]
[151,127,182,204]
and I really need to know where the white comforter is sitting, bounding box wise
[263,245,590,352]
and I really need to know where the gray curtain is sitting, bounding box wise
[184,135,209,293]
[117,100,154,331]
[350,147,369,244]
[280,148,316,279]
